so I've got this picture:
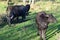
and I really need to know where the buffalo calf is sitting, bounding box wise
[36,11,56,40]
[6,4,30,24]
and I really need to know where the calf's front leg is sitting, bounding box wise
[42,29,47,40]
[39,30,43,40]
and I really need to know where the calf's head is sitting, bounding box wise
[26,4,30,10]
[46,14,57,23]
[25,4,30,16]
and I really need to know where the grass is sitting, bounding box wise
[0,1,60,40]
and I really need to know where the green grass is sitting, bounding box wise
[0,2,7,14]
[0,1,60,40]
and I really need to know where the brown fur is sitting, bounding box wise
[36,11,56,40]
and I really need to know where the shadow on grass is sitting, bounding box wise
[0,12,37,27]
[0,22,38,40]
[13,22,60,40]
[46,24,60,40]
[21,23,59,40]
[0,15,7,28]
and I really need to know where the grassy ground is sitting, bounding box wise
[0,1,60,40]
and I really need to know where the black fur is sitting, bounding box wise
[7,4,30,24]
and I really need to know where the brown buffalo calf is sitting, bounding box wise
[36,11,56,40]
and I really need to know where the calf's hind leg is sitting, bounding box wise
[16,17,19,22]
[22,16,26,21]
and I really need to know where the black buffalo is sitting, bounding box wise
[6,4,30,24]
[36,11,57,40]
